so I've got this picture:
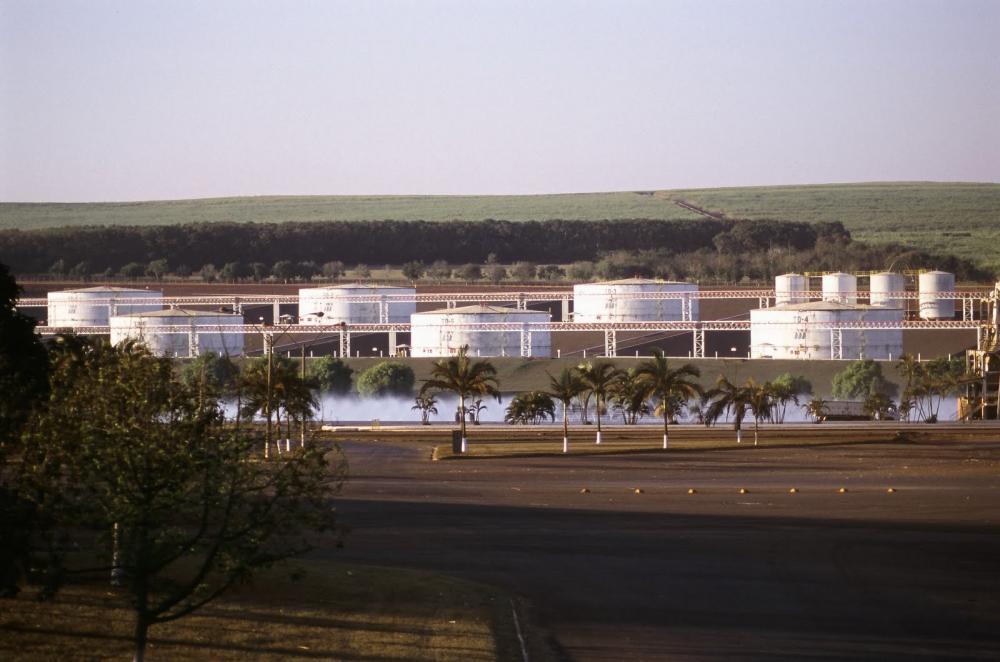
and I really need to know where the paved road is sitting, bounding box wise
[328,438,1000,661]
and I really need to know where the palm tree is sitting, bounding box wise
[420,345,501,453]
[609,368,650,425]
[745,379,775,445]
[635,349,702,449]
[803,397,829,423]
[411,393,438,425]
[546,368,585,453]
[468,397,488,425]
[704,376,753,444]
[575,360,620,444]
[504,391,556,424]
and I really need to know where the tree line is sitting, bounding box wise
[4,217,989,282]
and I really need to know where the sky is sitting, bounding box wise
[1,0,998,201]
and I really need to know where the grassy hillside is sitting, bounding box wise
[665,182,1000,273]
[3,182,998,271]
[0,191,701,230]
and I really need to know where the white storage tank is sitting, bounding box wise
[298,285,416,324]
[821,272,858,304]
[750,301,903,360]
[47,286,163,327]
[110,309,244,358]
[869,272,906,309]
[410,305,551,358]
[918,271,956,320]
[572,278,699,322]
[774,273,808,305]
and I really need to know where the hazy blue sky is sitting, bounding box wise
[1,0,997,201]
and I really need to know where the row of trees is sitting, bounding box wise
[1,259,344,660]
[830,356,967,422]
[412,347,819,453]
[10,217,987,281]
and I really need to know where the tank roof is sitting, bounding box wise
[415,304,546,315]
[304,284,412,290]
[56,286,159,294]
[583,278,691,286]
[763,301,902,312]
[116,309,241,318]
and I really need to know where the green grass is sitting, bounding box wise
[0,560,549,661]
[0,191,701,230]
[665,182,1000,273]
[4,182,998,270]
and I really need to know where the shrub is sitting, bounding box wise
[356,361,415,397]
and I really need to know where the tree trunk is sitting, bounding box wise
[133,616,149,662]
[595,395,602,444]
[563,406,569,453]
[459,393,467,453]
[663,410,669,450]
[754,419,759,446]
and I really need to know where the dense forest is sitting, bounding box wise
[0,218,989,281]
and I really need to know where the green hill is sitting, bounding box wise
[0,192,701,230]
[2,182,998,271]
[665,182,1000,273]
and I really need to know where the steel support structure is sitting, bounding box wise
[187,325,199,358]
[692,325,705,358]
[963,297,974,321]
[520,324,531,357]
[604,328,617,357]
[681,295,693,321]
[830,328,843,360]
[339,330,351,358]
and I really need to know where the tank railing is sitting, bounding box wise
[20,288,995,310]
[36,319,987,337]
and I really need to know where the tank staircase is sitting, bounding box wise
[962,282,1000,420]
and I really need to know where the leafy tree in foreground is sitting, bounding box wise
[401,260,425,281]
[19,339,341,661]
[547,368,585,453]
[831,359,893,400]
[0,263,50,595]
[178,351,239,404]
[310,356,354,395]
[635,349,702,449]
[420,346,501,453]
[355,361,415,397]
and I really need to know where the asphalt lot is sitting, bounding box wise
[327,435,1000,661]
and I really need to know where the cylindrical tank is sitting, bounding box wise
[821,272,858,304]
[410,305,551,358]
[47,287,163,327]
[298,285,416,324]
[869,272,906,308]
[572,278,699,322]
[918,271,956,320]
[750,301,903,360]
[110,309,244,358]
[774,273,808,305]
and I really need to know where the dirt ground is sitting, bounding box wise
[325,433,1000,661]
